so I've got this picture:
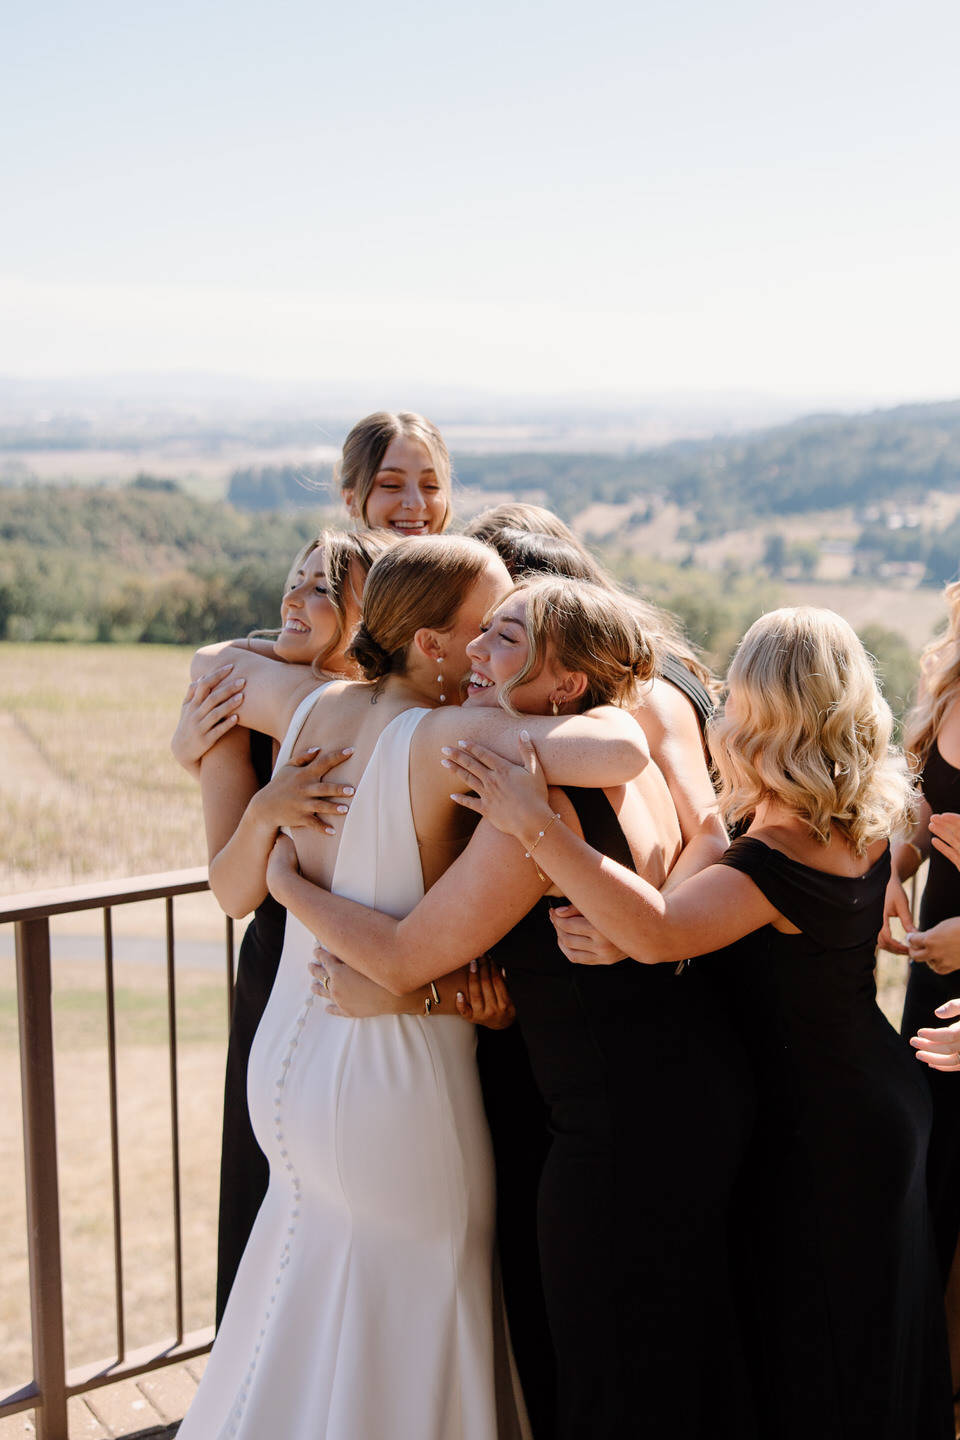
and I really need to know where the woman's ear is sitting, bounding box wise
[551,670,589,708]
[414,627,445,663]
[343,489,362,519]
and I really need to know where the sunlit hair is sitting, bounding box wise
[492,576,657,717]
[708,607,916,852]
[337,412,453,532]
[903,579,960,770]
[464,502,578,545]
[349,536,506,682]
[475,519,717,698]
[265,529,397,675]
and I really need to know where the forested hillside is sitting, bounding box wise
[0,480,331,642]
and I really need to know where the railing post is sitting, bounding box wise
[16,916,68,1440]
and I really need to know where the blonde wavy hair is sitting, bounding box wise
[708,607,916,852]
[902,579,960,770]
[337,412,453,532]
[493,576,657,717]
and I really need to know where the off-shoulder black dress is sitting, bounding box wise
[715,836,951,1440]
[488,788,757,1440]
[899,739,960,1281]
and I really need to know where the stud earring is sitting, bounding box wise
[437,657,446,704]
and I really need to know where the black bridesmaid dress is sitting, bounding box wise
[476,652,718,1440]
[215,729,286,1326]
[489,788,757,1440]
[899,740,960,1282]
[716,836,952,1440]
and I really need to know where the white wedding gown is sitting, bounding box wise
[179,698,530,1440]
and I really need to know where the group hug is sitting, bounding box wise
[167,410,960,1440]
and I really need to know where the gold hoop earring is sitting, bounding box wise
[437,657,446,704]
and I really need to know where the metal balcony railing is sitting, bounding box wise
[0,870,235,1440]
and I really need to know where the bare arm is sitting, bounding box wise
[633,680,725,854]
[201,731,355,918]
[190,642,319,742]
[879,797,932,953]
[443,735,779,964]
[267,810,555,994]
[425,703,649,790]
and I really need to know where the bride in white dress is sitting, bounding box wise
[176,536,647,1440]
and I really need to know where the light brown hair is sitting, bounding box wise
[349,535,502,681]
[494,576,657,716]
[268,529,396,674]
[338,412,452,531]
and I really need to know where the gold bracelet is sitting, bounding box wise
[525,813,561,883]
[423,981,441,1016]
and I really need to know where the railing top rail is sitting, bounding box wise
[0,868,209,924]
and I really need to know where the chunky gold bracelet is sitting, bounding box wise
[423,981,441,1016]
[526,813,561,883]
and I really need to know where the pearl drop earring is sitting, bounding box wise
[552,699,560,716]
[437,657,446,704]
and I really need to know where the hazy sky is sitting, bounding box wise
[3,0,958,405]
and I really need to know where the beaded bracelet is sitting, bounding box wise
[526,813,561,883]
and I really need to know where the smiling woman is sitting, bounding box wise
[337,410,453,536]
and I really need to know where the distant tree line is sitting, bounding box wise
[0,481,333,643]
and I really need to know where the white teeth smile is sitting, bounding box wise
[469,672,493,688]
[391,520,427,532]
[283,620,309,633]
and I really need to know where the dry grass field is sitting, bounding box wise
[0,645,229,1395]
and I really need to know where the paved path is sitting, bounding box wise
[0,1358,205,1439]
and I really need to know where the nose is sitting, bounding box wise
[402,481,424,511]
[466,632,484,660]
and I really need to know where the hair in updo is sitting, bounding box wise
[338,411,453,532]
[349,535,505,682]
[708,607,916,853]
[494,576,657,717]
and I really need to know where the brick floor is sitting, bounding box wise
[0,1358,205,1440]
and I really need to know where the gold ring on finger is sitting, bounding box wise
[323,974,332,992]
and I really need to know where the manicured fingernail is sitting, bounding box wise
[341,747,354,755]
[305,747,321,755]
[456,992,465,1003]
[441,758,451,769]
[458,739,468,747]
[501,967,507,977]
[342,786,355,796]
[336,805,348,814]
[324,825,336,835]
[469,958,478,973]
[520,729,530,741]
[441,746,454,755]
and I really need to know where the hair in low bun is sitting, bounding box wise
[349,622,394,682]
[347,535,505,681]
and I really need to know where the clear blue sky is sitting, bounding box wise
[2,0,958,404]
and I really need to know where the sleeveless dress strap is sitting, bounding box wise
[274,682,333,770]
[331,708,431,916]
